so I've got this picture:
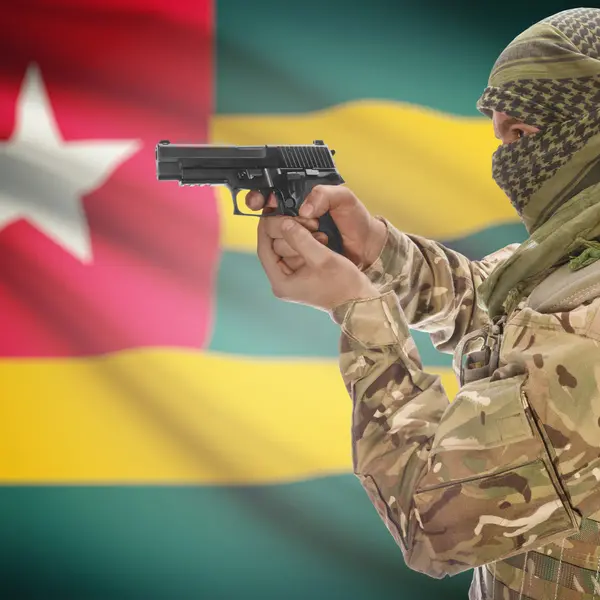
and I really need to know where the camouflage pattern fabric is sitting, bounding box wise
[359,217,519,354]
[331,220,600,599]
[474,521,600,599]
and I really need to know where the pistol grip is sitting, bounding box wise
[317,212,343,255]
[272,184,344,255]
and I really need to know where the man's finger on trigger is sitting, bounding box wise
[281,220,327,265]
[265,193,279,209]
[245,191,265,211]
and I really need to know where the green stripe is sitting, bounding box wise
[216,0,568,116]
[0,481,471,599]
[208,222,527,359]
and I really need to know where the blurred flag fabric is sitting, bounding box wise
[0,0,577,598]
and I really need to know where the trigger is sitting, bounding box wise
[261,189,283,213]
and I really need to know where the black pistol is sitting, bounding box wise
[155,139,345,254]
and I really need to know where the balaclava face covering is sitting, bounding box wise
[476,7,600,234]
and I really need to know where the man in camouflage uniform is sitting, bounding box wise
[246,7,600,599]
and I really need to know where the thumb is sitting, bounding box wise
[298,185,352,219]
[281,219,328,265]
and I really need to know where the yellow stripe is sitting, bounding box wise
[210,100,515,253]
[1,350,457,484]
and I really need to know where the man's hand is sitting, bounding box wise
[246,186,387,271]
[258,216,380,312]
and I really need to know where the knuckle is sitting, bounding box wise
[341,185,358,205]
[285,257,303,270]
[273,239,294,257]
[311,183,331,204]
[293,222,308,235]
[313,255,328,269]
[290,228,306,243]
[307,185,324,204]
[298,218,319,232]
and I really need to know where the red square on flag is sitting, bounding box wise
[0,0,218,357]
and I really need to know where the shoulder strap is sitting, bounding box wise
[526,259,600,313]
[455,260,600,386]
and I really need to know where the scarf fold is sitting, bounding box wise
[477,182,600,318]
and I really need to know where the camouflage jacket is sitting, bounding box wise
[331,219,600,599]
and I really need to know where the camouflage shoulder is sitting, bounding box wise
[475,242,521,277]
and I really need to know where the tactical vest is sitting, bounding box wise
[454,260,600,600]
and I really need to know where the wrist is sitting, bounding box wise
[329,284,384,325]
[330,279,379,311]
[352,280,380,301]
[362,217,388,270]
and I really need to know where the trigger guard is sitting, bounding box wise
[230,187,245,215]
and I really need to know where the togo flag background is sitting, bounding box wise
[0,0,580,598]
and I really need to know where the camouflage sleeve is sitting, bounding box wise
[363,218,520,353]
[332,292,581,579]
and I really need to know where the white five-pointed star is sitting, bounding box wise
[0,64,141,262]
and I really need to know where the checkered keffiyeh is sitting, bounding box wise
[477,8,600,233]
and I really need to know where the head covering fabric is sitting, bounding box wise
[477,8,600,233]
[475,8,600,318]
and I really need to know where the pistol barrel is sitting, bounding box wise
[156,140,338,182]
[156,142,273,181]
